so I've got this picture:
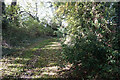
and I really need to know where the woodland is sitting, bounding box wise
[0,1,120,80]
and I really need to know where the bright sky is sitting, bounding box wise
[4,0,68,26]
[5,0,54,20]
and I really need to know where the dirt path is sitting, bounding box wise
[0,38,72,79]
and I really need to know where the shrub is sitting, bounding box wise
[57,2,120,79]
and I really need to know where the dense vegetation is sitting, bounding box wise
[1,1,120,79]
[56,2,120,79]
[2,2,57,55]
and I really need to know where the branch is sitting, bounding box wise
[19,11,40,22]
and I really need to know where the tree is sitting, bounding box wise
[55,2,119,79]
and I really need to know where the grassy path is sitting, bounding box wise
[0,37,72,79]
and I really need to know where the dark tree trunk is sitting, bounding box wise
[10,0,20,26]
[11,0,17,6]
[2,0,5,14]
[2,1,7,30]
[10,0,17,21]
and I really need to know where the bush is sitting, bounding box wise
[62,31,120,79]
[57,2,120,79]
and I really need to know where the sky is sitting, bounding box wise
[4,0,68,26]
[4,0,54,20]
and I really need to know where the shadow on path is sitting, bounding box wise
[0,38,72,79]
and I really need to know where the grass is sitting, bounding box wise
[2,36,52,56]
[0,37,70,79]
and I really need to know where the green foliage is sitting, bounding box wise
[56,2,120,79]
[1,38,64,79]
[55,27,67,38]
[2,4,56,56]
[62,31,119,79]
[2,4,55,46]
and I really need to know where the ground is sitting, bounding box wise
[0,37,72,79]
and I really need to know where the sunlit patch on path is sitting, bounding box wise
[41,42,62,50]
[0,38,72,79]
